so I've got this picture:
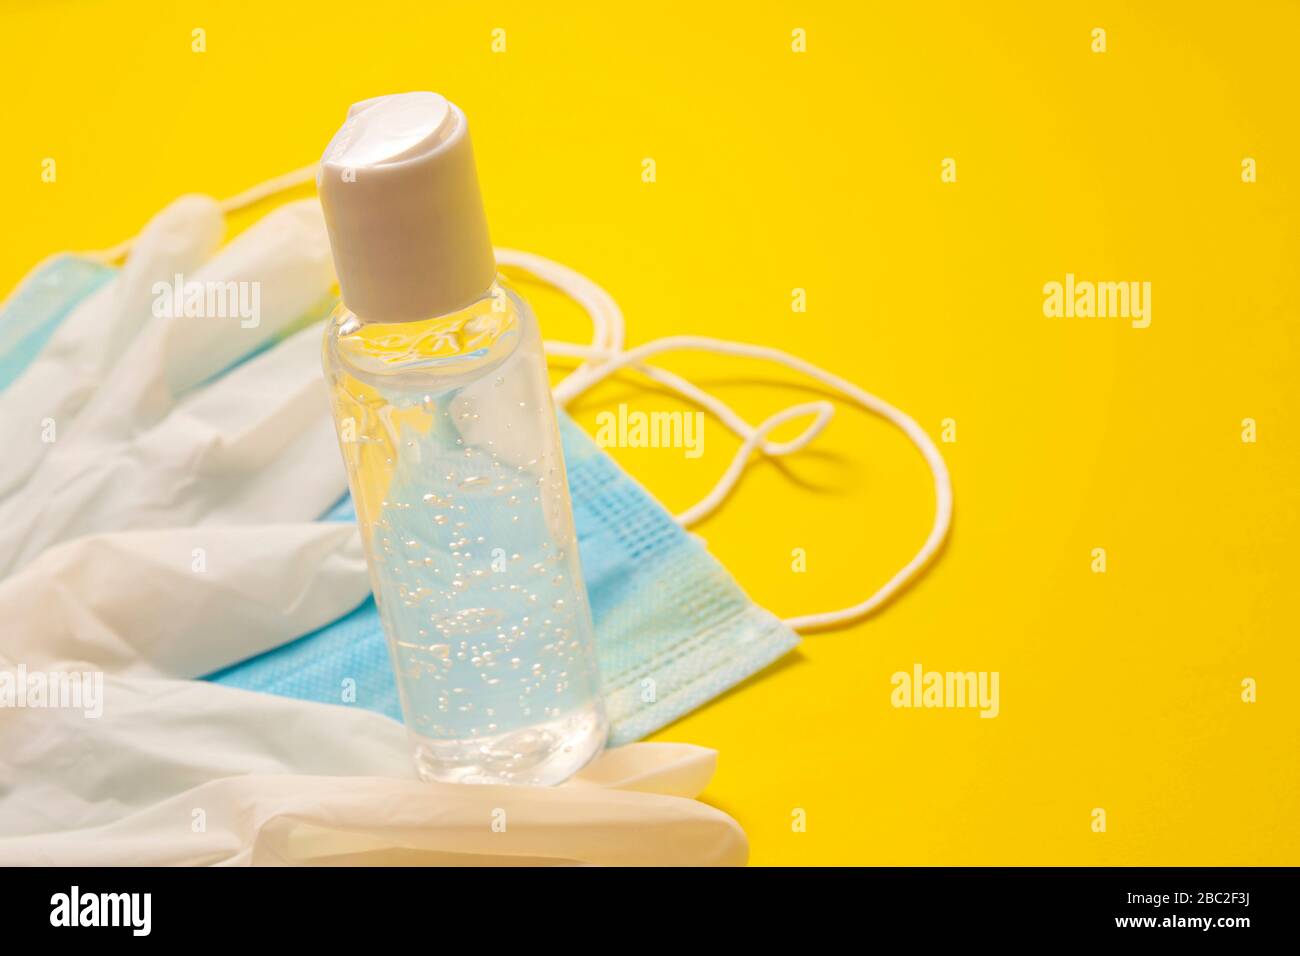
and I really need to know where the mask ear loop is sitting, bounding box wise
[540,334,954,632]
[494,250,952,630]
[672,399,835,527]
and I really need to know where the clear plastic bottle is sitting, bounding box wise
[317,92,606,785]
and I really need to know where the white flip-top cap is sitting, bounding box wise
[318,92,497,322]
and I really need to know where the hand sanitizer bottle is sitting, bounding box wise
[317,92,606,785]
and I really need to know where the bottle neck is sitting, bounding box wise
[328,279,531,388]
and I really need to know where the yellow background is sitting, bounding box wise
[3,1,1296,864]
